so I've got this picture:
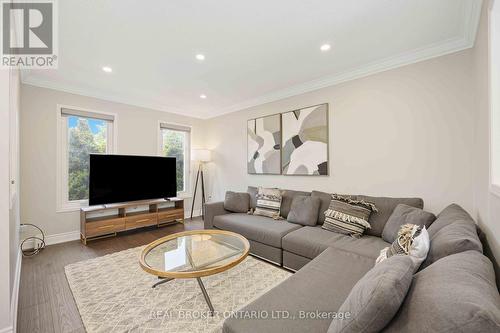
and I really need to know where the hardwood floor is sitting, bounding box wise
[17,218,204,333]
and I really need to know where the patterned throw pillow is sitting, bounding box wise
[376,223,430,265]
[322,194,378,237]
[253,187,282,219]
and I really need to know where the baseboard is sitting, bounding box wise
[45,230,81,245]
[185,208,202,219]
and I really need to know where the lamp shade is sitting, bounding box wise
[192,149,211,162]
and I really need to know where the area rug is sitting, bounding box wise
[65,246,291,333]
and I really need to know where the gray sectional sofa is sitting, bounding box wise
[204,187,500,333]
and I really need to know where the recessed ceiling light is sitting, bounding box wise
[200,94,207,99]
[195,54,205,61]
[102,66,112,73]
[320,44,331,52]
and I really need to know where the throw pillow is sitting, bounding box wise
[287,195,321,226]
[253,187,282,219]
[327,255,416,333]
[376,224,430,266]
[322,194,378,237]
[420,219,483,269]
[382,204,436,243]
[223,191,250,213]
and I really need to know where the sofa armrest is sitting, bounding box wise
[204,201,230,229]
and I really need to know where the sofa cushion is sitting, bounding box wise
[421,218,482,269]
[282,226,389,260]
[287,195,320,226]
[224,191,251,213]
[382,204,436,243]
[223,247,375,333]
[280,189,311,218]
[356,195,424,237]
[247,186,258,209]
[213,213,301,248]
[311,190,333,224]
[383,251,500,333]
[427,203,473,237]
[328,255,416,333]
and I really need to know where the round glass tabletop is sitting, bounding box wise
[139,230,250,278]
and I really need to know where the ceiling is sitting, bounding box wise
[22,0,482,119]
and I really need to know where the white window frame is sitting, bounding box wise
[56,105,118,212]
[490,2,500,197]
[157,121,191,197]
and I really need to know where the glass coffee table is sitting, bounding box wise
[139,229,250,314]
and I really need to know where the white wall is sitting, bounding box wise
[20,85,207,239]
[205,49,476,216]
[472,0,500,279]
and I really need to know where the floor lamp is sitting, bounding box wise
[191,149,211,220]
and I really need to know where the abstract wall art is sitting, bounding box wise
[281,103,328,175]
[247,114,281,174]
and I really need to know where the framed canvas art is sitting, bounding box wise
[281,103,328,175]
[247,114,281,174]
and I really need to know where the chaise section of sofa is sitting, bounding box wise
[223,247,376,333]
[282,226,390,270]
[213,213,301,264]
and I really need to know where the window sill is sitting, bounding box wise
[490,184,500,199]
[57,200,88,213]
[56,206,85,213]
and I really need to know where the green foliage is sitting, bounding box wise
[162,130,185,192]
[68,118,107,201]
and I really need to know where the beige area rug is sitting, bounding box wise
[65,246,291,333]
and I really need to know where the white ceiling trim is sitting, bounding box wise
[21,0,483,120]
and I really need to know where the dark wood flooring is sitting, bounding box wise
[17,218,204,333]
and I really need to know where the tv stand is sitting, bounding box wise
[80,198,184,245]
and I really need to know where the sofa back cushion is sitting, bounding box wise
[280,189,311,218]
[356,195,424,237]
[382,204,436,243]
[421,209,482,269]
[311,190,333,224]
[224,191,250,213]
[247,186,258,209]
[383,251,500,333]
[427,203,472,237]
[328,255,416,333]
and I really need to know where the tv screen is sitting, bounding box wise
[89,154,177,206]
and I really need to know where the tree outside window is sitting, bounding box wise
[162,129,186,193]
[67,116,108,201]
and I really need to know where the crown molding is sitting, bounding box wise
[21,0,483,120]
[21,74,197,118]
[210,0,483,118]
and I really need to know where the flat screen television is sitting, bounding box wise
[89,154,177,206]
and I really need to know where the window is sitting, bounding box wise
[57,106,115,211]
[159,123,191,194]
